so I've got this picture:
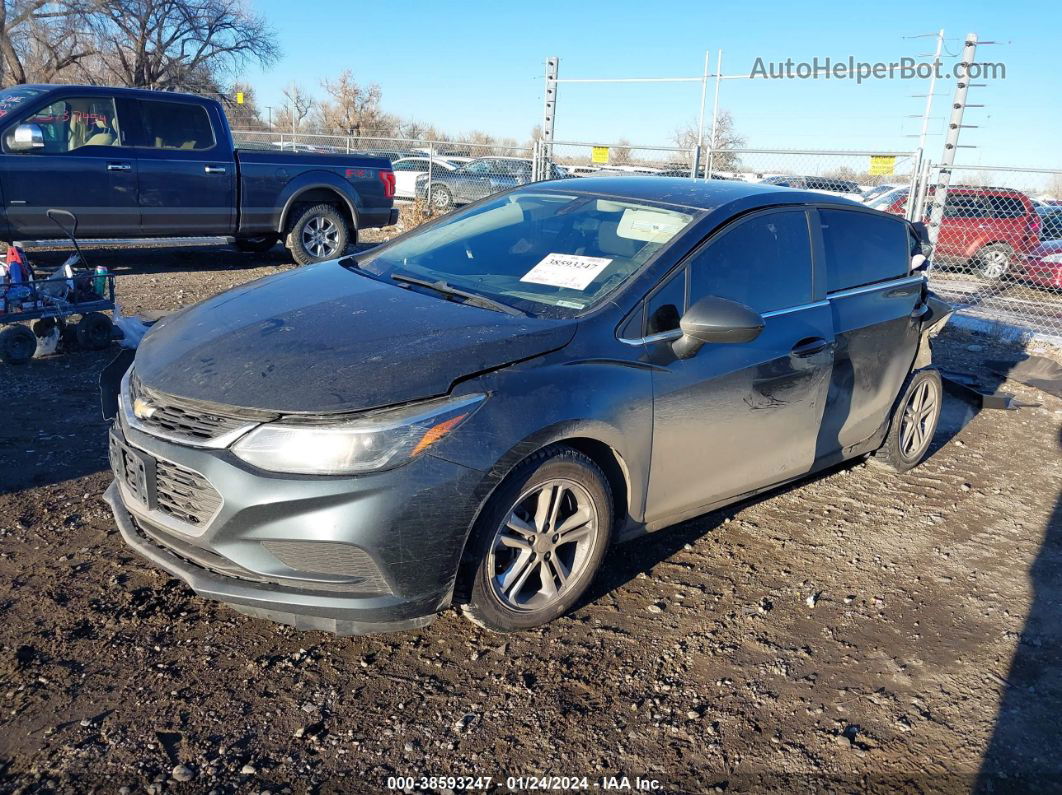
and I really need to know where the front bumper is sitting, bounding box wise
[104,418,486,635]
[1020,257,1062,289]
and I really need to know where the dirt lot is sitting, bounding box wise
[1,242,1060,794]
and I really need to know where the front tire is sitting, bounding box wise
[873,368,943,472]
[285,204,352,265]
[460,446,613,633]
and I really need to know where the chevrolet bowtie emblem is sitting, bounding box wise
[133,397,157,420]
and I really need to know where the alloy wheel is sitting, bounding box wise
[899,379,939,459]
[981,249,1010,279]
[487,479,599,612]
[301,215,341,258]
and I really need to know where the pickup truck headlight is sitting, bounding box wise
[232,393,485,475]
[1038,253,1062,264]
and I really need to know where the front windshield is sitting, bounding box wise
[360,191,695,317]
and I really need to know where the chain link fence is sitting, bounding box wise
[230,130,1061,340]
[907,164,1062,341]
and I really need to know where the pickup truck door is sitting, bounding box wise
[131,98,234,236]
[0,94,139,238]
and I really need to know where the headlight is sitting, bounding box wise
[232,393,485,475]
[1038,253,1062,264]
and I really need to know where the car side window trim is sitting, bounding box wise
[826,273,923,299]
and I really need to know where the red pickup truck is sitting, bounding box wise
[883,186,1041,280]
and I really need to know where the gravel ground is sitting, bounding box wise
[1,242,1060,794]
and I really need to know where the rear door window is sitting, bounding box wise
[820,209,909,292]
[138,100,215,150]
[689,209,814,313]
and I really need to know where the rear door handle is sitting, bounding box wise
[106,162,132,172]
[791,337,829,357]
[204,165,227,174]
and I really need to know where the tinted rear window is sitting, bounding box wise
[138,100,215,150]
[820,209,909,292]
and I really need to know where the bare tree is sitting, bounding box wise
[92,0,279,92]
[1,0,95,86]
[612,138,632,165]
[223,80,263,129]
[673,110,745,172]
[314,70,389,138]
[275,83,313,133]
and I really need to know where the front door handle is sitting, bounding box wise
[204,165,227,174]
[106,162,132,172]
[791,337,829,357]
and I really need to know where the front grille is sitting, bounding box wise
[130,374,258,444]
[131,516,391,595]
[109,433,150,505]
[154,459,222,526]
[262,540,391,591]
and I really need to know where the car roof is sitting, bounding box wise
[531,176,866,212]
[18,84,212,103]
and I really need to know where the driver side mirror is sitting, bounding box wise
[672,296,765,359]
[9,123,45,152]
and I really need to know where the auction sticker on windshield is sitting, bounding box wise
[520,253,613,291]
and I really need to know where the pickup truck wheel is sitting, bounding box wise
[0,324,37,365]
[972,243,1015,280]
[286,204,350,265]
[234,235,278,253]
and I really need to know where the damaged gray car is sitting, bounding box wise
[103,177,951,634]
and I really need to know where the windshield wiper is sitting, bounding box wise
[390,273,526,316]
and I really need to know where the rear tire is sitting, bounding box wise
[76,312,113,351]
[285,204,352,265]
[460,446,613,633]
[873,368,943,473]
[972,243,1015,281]
[234,235,278,253]
[0,324,37,365]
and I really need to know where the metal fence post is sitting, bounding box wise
[926,33,977,253]
[427,142,434,205]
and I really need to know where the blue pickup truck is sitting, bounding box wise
[0,85,397,264]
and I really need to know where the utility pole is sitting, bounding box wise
[705,50,723,180]
[539,56,559,181]
[289,81,297,135]
[905,28,944,222]
[693,50,710,178]
[926,33,977,254]
[265,106,273,131]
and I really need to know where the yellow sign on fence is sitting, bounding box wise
[591,146,609,164]
[869,155,895,176]
[236,91,245,105]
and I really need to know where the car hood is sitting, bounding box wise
[1031,239,1062,255]
[134,261,576,414]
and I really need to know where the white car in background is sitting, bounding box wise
[391,156,459,199]
[759,175,864,202]
[861,183,904,204]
